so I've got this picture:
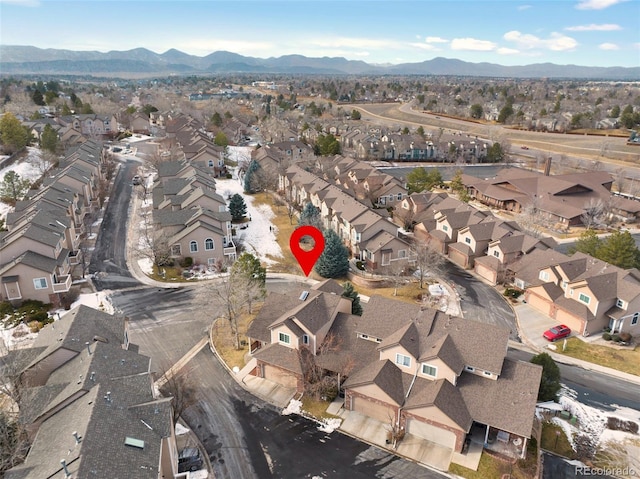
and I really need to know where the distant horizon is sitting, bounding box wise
[1,1,639,68]
[4,44,639,71]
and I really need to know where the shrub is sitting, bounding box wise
[619,332,632,342]
[180,256,193,268]
[226,173,232,179]
[612,334,621,342]
[503,287,523,299]
[355,261,364,271]
[0,301,14,319]
[603,333,612,341]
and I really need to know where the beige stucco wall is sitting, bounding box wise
[174,227,227,266]
[417,357,457,384]
[379,346,415,372]
[1,263,57,303]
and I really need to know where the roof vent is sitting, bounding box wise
[72,431,81,445]
[60,459,71,477]
[299,291,309,301]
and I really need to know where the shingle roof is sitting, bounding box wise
[252,343,303,375]
[404,378,472,430]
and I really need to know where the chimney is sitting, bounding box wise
[72,431,81,445]
[544,157,552,176]
[60,459,71,477]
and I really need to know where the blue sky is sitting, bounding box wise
[1,0,639,67]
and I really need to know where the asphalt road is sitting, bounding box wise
[542,453,613,479]
[443,262,519,341]
[89,160,141,291]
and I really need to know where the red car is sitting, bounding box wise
[543,325,571,342]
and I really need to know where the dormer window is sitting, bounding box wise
[302,334,309,345]
[493,250,500,258]
[578,293,590,305]
[464,237,471,244]
[539,271,549,281]
[422,363,437,377]
[395,353,411,368]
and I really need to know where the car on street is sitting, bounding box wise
[521,145,530,150]
[132,175,142,185]
[543,324,571,342]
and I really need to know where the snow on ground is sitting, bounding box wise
[227,145,252,167]
[550,385,640,460]
[282,398,303,415]
[0,147,50,222]
[215,164,282,265]
[318,418,342,433]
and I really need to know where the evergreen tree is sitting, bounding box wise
[32,89,45,106]
[596,230,640,269]
[342,282,363,315]
[569,229,602,257]
[487,142,505,162]
[450,169,470,202]
[244,160,260,193]
[0,171,31,205]
[40,124,59,153]
[211,111,223,127]
[531,352,561,401]
[214,131,228,147]
[297,202,322,230]
[0,112,31,153]
[406,167,442,194]
[61,103,72,116]
[315,229,349,278]
[231,252,267,286]
[228,193,247,221]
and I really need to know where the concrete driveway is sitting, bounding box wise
[513,301,568,350]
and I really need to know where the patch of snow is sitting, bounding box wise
[551,416,577,450]
[0,322,38,352]
[216,173,282,265]
[317,418,342,433]
[0,147,50,221]
[188,470,209,479]
[139,258,154,275]
[175,423,190,436]
[282,398,302,416]
[66,291,115,314]
[227,145,253,167]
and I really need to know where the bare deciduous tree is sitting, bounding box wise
[410,241,444,289]
[158,367,199,426]
[581,198,606,229]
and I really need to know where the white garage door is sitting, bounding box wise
[405,418,457,449]
[263,364,297,389]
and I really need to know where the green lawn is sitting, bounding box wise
[555,337,640,376]
[540,422,575,458]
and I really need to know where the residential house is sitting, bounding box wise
[3,305,178,479]
[520,252,640,336]
[246,289,541,460]
[448,219,521,269]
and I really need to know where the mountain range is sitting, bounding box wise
[1,45,639,80]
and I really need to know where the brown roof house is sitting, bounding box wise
[520,251,640,336]
[245,289,541,465]
[2,305,178,479]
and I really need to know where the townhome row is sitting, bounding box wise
[246,280,542,468]
[152,158,236,268]
[2,305,179,478]
[397,187,640,337]
[0,140,105,305]
[279,163,413,271]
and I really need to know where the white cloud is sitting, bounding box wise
[503,31,578,51]
[450,37,497,51]
[408,42,439,51]
[565,23,622,31]
[599,42,619,50]
[575,0,628,9]
[0,0,40,5]
[425,36,448,43]
[497,47,520,55]
[518,4,532,10]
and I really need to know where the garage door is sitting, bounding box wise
[405,418,457,449]
[352,397,394,424]
[555,309,584,335]
[475,263,497,284]
[526,292,553,316]
[263,364,297,389]
[449,249,468,269]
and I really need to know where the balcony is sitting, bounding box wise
[52,275,72,293]
[69,250,83,265]
[223,239,236,256]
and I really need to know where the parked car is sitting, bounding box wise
[178,447,203,473]
[132,175,142,185]
[521,145,529,150]
[543,324,571,342]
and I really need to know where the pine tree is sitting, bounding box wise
[531,352,561,401]
[315,229,349,278]
[596,230,640,269]
[297,202,322,230]
[342,282,363,315]
[228,193,247,221]
[244,159,260,193]
[569,229,602,257]
[40,124,59,153]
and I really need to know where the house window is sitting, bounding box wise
[442,224,449,232]
[33,278,48,290]
[539,271,549,281]
[278,332,291,344]
[171,244,181,255]
[397,193,402,201]
[205,238,215,250]
[578,293,590,305]
[632,313,639,325]
[189,241,198,253]
[395,353,411,368]
[302,334,309,345]
[398,250,406,258]
[464,237,471,244]
[208,159,214,167]
[493,250,500,258]
[616,299,624,308]
[422,363,437,377]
